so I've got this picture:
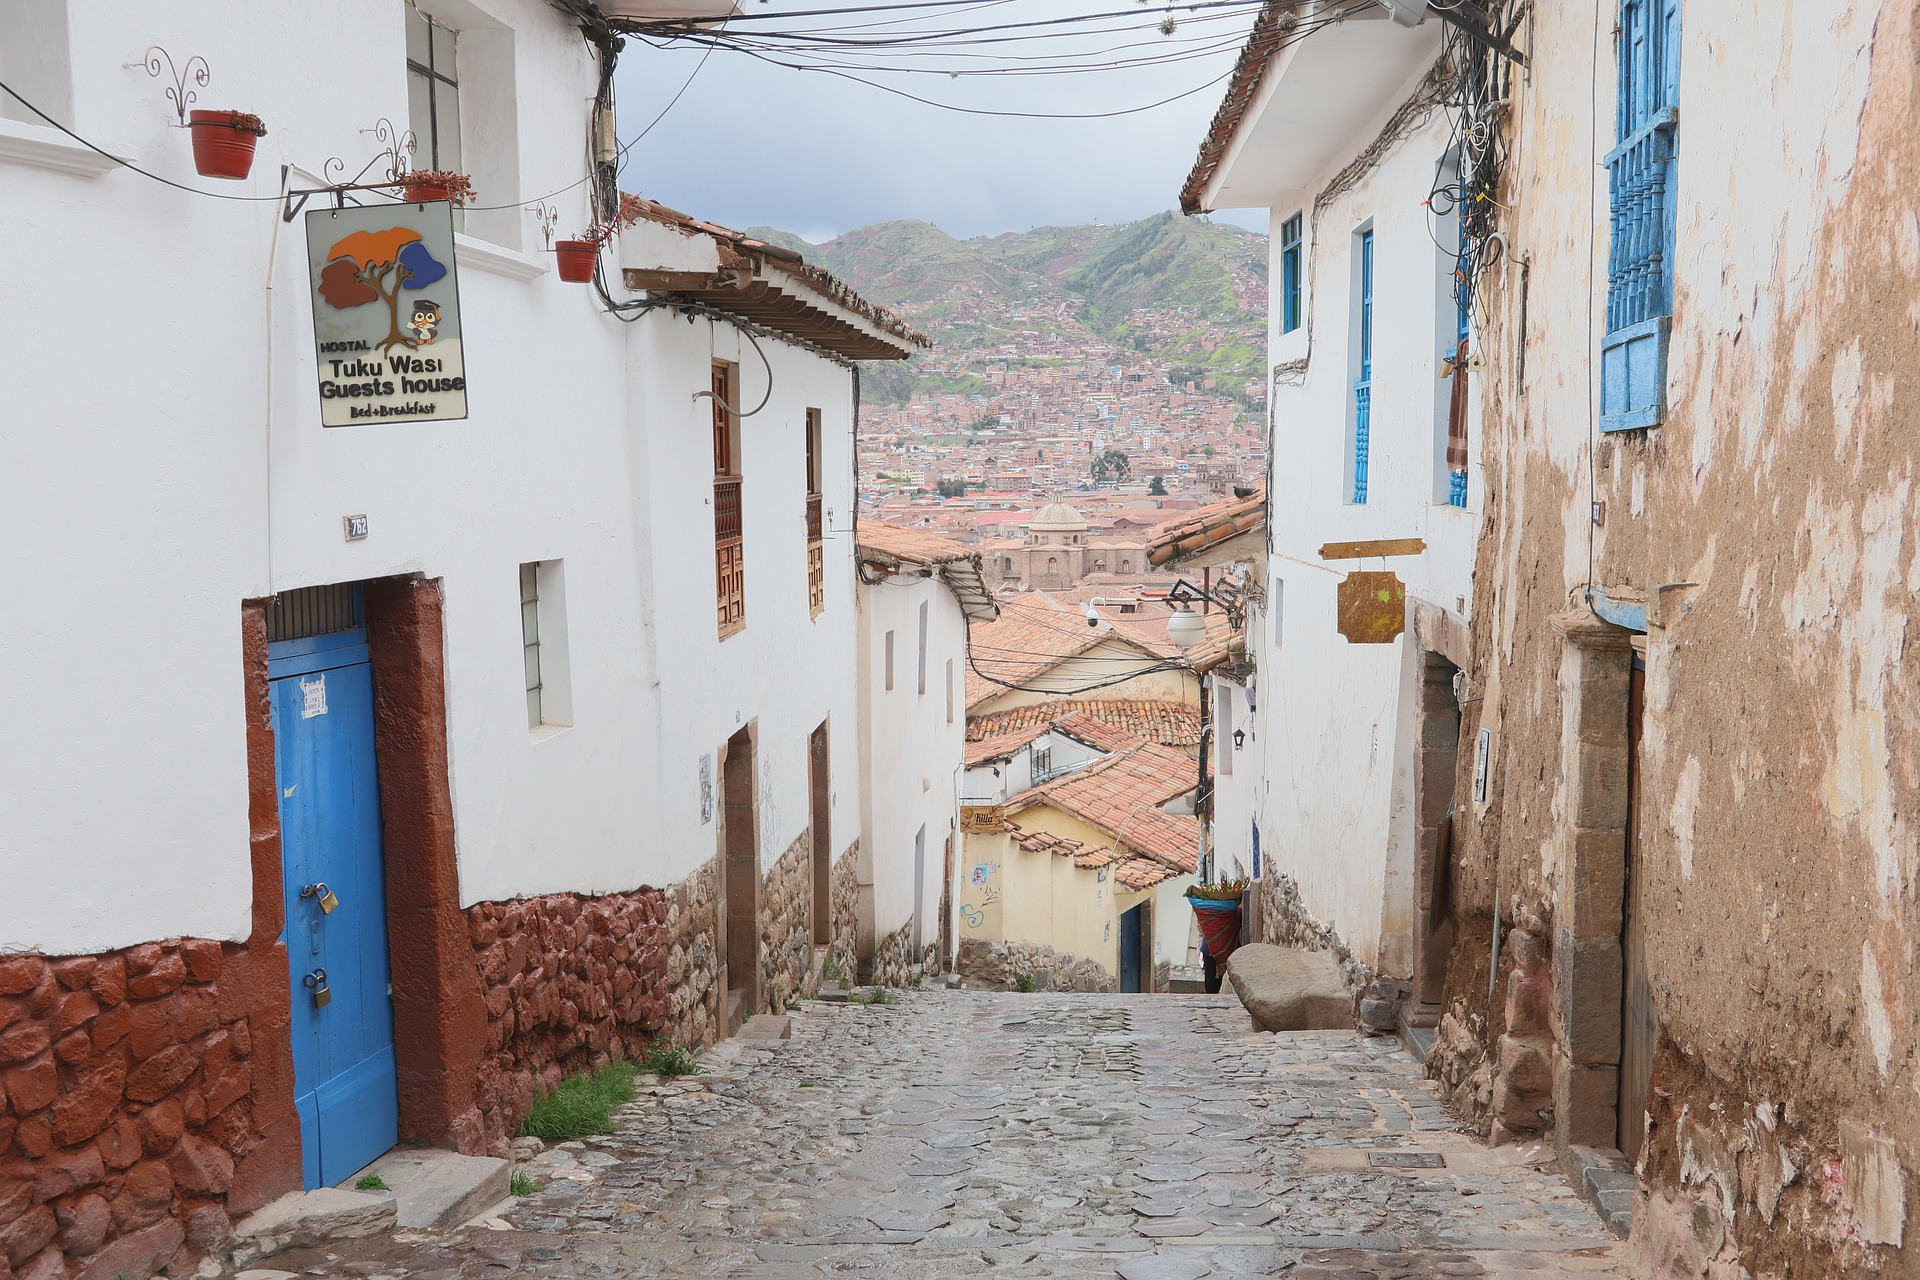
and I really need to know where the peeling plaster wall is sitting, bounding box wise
[1440,1,1918,1271]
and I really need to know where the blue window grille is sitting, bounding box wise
[1280,214,1303,334]
[1601,0,1681,432]
[1352,228,1373,504]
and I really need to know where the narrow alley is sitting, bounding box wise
[260,994,1621,1279]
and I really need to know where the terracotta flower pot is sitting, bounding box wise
[188,110,262,180]
[554,239,599,283]
[403,179,456,204]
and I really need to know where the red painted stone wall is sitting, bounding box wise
[0,938,295,1280]
[464,891,672,1155]
[0,601,306,1278]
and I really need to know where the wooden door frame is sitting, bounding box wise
[809,721,831,947]
[719,723,763,1022]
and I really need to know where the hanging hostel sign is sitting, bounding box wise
[305,202,468,426]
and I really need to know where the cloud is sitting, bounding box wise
[612,0,1267,239]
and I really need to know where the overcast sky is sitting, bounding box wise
[610,0,1270,243]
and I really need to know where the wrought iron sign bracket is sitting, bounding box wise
[131,46,210,127]
[1167,577,1246,632]
[281,168,412,223]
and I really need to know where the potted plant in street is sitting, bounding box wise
[1186,877,1247,977]
[402,169,475,205]
[187,110,266,180]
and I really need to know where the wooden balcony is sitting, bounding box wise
[716,477,744,636]
[805,493,824,616]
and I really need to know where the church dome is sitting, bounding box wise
[1029,501,1089,532]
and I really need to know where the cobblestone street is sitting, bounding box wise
[259,993,1622,1279]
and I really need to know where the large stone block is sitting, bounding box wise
[1565,828,1627,941]
[1224,945,1350,1032]
[1552,934,1622,1065]
[1552,1056,1617,1150]
[1572,746,1632,829]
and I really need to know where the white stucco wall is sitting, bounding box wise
[1231,63,1479,975]
[0,0,867,954]
[857,568,967,951]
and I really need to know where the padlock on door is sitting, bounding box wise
[304,968,331,1008]
[302,882,340,914]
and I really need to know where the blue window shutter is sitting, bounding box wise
[1280,214,1302,334]
[1353,229,1373,504]
[1601,0,1680,431]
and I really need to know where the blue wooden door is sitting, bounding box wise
[1119,904,1144,993]
[270,629,398,1188]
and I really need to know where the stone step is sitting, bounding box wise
[740,1012,793,1042]
[345,1146,511,1229]
[229,1186,396,1269]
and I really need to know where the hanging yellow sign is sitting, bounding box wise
[1336,571,1407,644]
[960,805,1006,835]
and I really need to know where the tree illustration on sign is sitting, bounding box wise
[317,227,448,354]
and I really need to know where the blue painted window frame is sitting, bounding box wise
[1448,175,1469,509]
[1280,213,1303,334]
[1601,0,1681,432]
[1352,227,1374,504]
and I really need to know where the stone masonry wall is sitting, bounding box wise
[464,890,672,1156]
[664,858,723,1054]
[0,941,293,1280]
[1250,874,1370,995]
[954,938,1113,993]
[867,920,935,990]
[825,844,859,988]
[758,832,817,1013]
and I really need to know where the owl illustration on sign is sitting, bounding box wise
[317,226,448,354]
[407,299,441,345]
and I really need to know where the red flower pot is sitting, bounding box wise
[554,239,599,283]
[403,179,455,204]
[188,110,261,180]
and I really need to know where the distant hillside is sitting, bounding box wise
[754,213,1267,404]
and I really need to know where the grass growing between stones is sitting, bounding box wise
[637,1040,702,1079]
[517,1061,641,1142]
[510,1172,539,1196]
[355,1174,388,1191]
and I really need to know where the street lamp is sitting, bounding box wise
[1161,577,1244,651]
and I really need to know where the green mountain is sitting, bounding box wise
[752,214,1267,405]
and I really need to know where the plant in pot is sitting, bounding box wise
[187,110,267,180]
[553,223,612,283]
[402,169,475,205]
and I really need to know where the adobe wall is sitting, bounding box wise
[1431,2,1920,1272]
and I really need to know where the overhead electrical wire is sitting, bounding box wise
[620,0,1363,121]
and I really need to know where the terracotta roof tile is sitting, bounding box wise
[1005,742,1200,872]
[1148,488,1266,567]
[858,521,999,621]
[1179,3,1291,215]
[965,593,1164,709]
[966,699,1203,749]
